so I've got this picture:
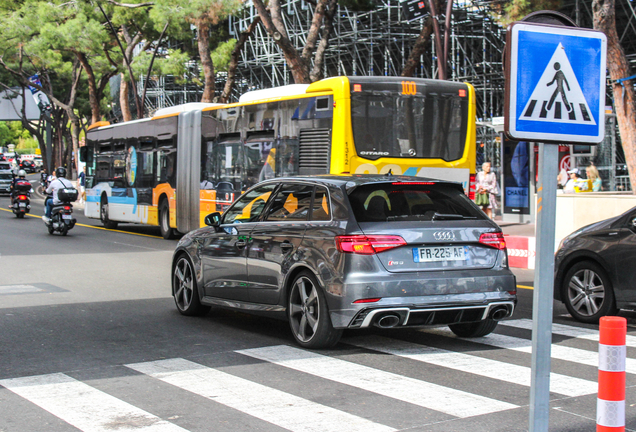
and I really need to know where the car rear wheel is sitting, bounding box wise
[449,319,498,338]
[288,271,342,349]
[563,261,617,323]
[172,254,210,316]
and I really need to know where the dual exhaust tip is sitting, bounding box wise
[373,305,511,329]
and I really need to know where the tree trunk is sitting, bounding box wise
[402,17,434,77]
[594,0,636,193]
[310,0,338,82]
[218,17,261,103]
[302,0,330,65]
[76,52,101,125]
[198,20,216,103]
[120,73,133,122]
[253,0,311,83]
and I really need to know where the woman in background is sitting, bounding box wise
[475,161,499,218]
[586,165,602,191]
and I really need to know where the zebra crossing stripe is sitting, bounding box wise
[126,358,395,432]
[500,319,636,348]
[237,345,517,418]
[0,373,186,432]
[345,335,597,397]
[425,328,636,373]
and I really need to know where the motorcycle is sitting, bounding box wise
[45,187,78,236]
[11,180,32,218]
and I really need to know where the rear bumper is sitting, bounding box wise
[327,270,517,329]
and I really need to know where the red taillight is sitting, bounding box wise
[468,174,476,200]
[335,235,407,255]
[64,206,71,211]
[479,232,506,250]
[18,195,27,201]
[391,182,434,185]
[353,298,382,304]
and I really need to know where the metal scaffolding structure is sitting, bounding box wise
[229,0,507,120]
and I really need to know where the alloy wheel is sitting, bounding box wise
[289,276,320,342]
[567,268,605,317]
[174,258,194,311]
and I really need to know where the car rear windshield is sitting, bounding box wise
[348,182,484,223]
[0,173,12,180]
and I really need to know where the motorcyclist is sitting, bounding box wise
[43,167,73,224]
[10,169,28,206]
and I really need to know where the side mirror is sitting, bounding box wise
[79,146,88,162]
[631,217,636,228]
[205,212,221,227]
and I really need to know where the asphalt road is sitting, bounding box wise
[0,174,634,432]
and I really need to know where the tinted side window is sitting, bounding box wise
[222,183,277,224]
[348,182,484,222]
[311,187,331,221]
[265,183,313,221]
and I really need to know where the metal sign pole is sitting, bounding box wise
[45,109,52,173]
[529,142,559,430]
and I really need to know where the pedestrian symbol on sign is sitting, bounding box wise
[520,43,596,126]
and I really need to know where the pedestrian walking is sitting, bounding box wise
[474,161,499,219]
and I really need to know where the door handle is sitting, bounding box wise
[236,239,247,248]
[281,242,294,252]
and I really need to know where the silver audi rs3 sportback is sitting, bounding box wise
[172,175,517,348]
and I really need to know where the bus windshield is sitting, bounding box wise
[351,92,468,161]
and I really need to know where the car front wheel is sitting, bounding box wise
[173,254,210,316]
[288,271,342,349]
[563,261,617,323]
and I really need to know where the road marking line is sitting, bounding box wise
[517,284,534,290]
[501,318,636,348]
[0,207,162,239]
[237,345,517,418]
[345,335,597,397]
[0,373,187,431]
[127,358,395,432]
[424,327,636,373]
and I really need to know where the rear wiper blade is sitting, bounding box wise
[432,213,468,220]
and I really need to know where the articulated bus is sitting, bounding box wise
[82,76,476,238]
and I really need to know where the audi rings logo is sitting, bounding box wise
[433,231,455,241]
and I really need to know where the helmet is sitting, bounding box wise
[55,167,67,178]
[17,170,26,178]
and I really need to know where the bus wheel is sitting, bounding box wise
[100,197,118,230]
[160,200,176,240]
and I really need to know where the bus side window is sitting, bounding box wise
[157,149,176,187]
[275,138,299,177]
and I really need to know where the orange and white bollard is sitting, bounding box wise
[597,316,627,432]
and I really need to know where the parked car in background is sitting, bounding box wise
[171,175,516,348]
[0,169,13,194]
[555,206,636,323]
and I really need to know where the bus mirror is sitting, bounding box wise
[205,212,221,227]
[79,147,88,162]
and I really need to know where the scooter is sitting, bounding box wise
[45,187,78,236]
[11,180,32,218]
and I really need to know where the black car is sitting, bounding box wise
[172,175,516,348]
[19,159,35,173]
[554,206,636,323]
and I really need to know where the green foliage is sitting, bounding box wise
[494,0,563,26]
[0,122,11,146]
[211,39,237,72]
[131,49,190,84]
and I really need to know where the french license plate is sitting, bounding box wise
[19,203,26,207]
[413,246,467,263]
[62,214,72,220]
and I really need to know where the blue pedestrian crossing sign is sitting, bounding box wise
[505,22,607,144]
